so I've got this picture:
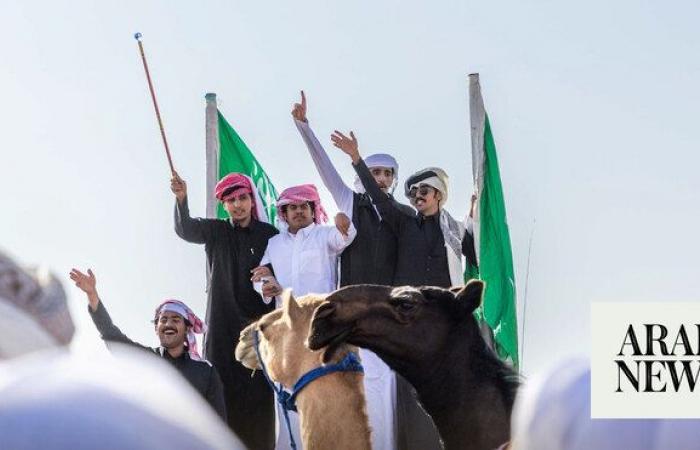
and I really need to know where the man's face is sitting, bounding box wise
[409,184,442,216]
[223,192,253,223]
[370,167,394,193]
[156,311,188,350]
[282,202,314,232]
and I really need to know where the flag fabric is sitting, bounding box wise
[467,74,519,368]
[205,94,279,223]
[215,112,279,221]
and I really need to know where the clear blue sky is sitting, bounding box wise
[2,0,698,374]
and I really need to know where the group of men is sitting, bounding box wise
[70,91,478,450]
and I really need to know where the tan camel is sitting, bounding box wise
[235,290,371,450]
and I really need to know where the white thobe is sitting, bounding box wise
[261,221,356,450]
[261,221,356,303]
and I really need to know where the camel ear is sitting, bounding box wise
[454,280,485,315]
[281,289,302,322]
[418,286,457,305]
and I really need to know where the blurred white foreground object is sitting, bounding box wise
[511,358,700,450]
[0,345,244,449]
[0,249,75,357]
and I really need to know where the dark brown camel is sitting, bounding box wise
[307,280,519,450]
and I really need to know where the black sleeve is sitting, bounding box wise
[174,196,218,244]
[462,227,478,270]
[88,301,150,351]
[206,366,227,421]
[352,158,403,231]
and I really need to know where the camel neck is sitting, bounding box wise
[404,326,512,450]
[294,371,371,450]
[408,328,473,409]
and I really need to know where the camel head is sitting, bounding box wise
[307,281,485,371]
[235,289,354,389]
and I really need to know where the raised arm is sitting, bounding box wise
[171,171,216,244]
[70,268,149,350]
[463,194,478,269]
[331,130,403,231]
[293,91,354,217]
[462,225,477,269]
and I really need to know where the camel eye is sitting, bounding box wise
[395,300,417,312]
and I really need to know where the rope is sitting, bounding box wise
[253,330,364,449]
[253,330,298,450]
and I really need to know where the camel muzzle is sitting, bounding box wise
[307,310,354,354]
[235,326,261,370]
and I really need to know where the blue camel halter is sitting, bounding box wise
[253,329,364,450]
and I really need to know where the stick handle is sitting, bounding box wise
[134,33,175,175]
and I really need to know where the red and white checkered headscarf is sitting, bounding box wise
[214,173,270,223]
[276,184,328,224]
[154,300,206,360]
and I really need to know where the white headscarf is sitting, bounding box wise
[0,300,56,359]
[0,250,74,353]
[511,358,700,450]
[353,153,399,194]
[404,167,449,205]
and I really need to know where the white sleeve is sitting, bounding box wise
[260,248,271,266]
[326,221,357,254]
[295,119,355,218]
[258,249,274,305]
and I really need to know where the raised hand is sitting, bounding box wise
[291,90,308,123]
[170,171,187,203]
[331,130,360,163]
[69,268,100,311]
[335,212,351,237]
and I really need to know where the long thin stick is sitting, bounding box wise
[519,218,535,372]
[134,32,175,175]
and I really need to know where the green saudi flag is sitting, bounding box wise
[467,74,519,368]
[205,93,278,223]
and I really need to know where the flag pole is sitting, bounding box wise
[519,219,536,370]
[468,73,485,266]
[205,93,220,219]
[134,32,176,175]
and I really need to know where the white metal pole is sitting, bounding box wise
[205,93,219,219]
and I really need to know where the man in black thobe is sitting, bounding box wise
[292,91,414,287]
[172,171,278,450]
[293,94,428,450]
[332,130,478,450]
[332,131,477,289]
[69,268,226,419]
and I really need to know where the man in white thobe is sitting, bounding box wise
[253,183,356,450]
